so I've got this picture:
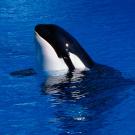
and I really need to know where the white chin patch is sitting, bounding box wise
[35,32,68,72]
[69,52,86,70]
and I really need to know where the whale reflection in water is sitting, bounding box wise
[42,64,134,135]
[42,64,132,99]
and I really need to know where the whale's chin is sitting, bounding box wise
[44,68,90,77]
[45,69,68,76]
[35,32,69,72]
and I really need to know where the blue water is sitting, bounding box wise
[1,0,135,134]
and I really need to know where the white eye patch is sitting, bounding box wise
[69,52,86,69]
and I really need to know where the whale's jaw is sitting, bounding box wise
[35,32,69,73]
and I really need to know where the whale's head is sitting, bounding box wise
[35,24,94,74]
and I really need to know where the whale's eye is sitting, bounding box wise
[65,43,69,52]
[66,43,69,47]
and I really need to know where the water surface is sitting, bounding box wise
[0,0,135,134]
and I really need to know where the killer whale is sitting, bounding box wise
[35,24,95,73]
[9,24,133,81]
